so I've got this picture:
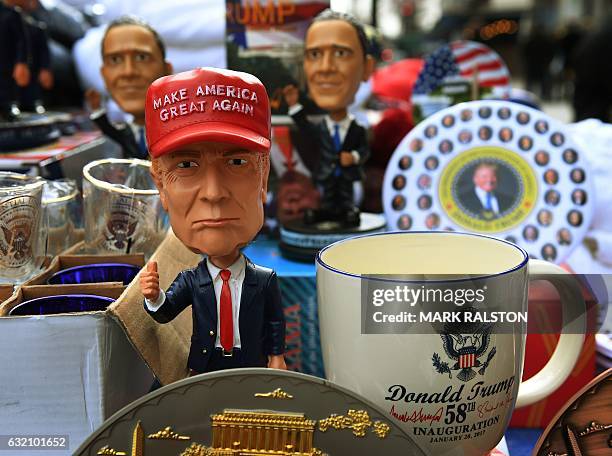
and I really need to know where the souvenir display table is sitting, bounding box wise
[0,131,120,180]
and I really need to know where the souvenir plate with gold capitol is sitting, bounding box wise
[383,100,594,263]
[74,369,424,456]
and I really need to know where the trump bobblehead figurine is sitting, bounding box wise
[139,67,286,374]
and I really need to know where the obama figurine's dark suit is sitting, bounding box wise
[144,257,285,373]
[290,108,369,212]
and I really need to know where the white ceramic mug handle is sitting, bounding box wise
[516,259,585,408]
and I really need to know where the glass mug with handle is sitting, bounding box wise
[82,158,168,259]
[316,231,585,456]
[0,173,47,284]
[42,179,81,256]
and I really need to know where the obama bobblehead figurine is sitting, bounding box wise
[284,10,374,226]
[140,67,286,374]
[93,16,173,159]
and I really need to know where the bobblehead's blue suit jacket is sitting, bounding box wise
[144,257,285,373]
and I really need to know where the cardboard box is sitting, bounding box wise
[0,284,13,302]
[0,283,155,455]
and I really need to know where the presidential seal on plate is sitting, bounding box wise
[383,100,594,263]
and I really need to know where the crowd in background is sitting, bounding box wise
[6,0,606,124]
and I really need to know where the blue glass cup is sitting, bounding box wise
[8,294,114,316]
[47,263,140,285]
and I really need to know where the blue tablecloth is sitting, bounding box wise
[505,428,542,455]
[244,238,316,277]
[244,238,322,376]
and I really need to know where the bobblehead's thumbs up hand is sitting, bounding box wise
[140,261,160,302]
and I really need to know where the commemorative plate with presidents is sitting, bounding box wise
[383,100,594,263]
[74,369,424,456]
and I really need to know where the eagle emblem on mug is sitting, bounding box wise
[432,317,496,382]
[0,196,38,269]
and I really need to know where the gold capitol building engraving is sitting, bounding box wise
[206,409,321,455]
[254,388,294,399]
[98,409,391,456]
[96,446,127,455]
[148,426,191,440]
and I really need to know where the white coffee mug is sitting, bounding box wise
[317,231,584,456]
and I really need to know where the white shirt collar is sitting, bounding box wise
[324,113,354,136]
[474,185,491,202]
[206,255,246,282]
[474,185,500,213]
[129,122,146,145]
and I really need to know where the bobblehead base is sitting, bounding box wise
[0,112,61,151]
[279,212,386,261]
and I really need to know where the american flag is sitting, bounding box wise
[459,353,476,369]
[414,40,510,95]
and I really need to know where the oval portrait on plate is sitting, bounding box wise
[439,146,538,232]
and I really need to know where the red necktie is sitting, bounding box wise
[219,269,233,352]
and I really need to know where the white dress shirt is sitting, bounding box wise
[474,186,500,214]
[145,255,246,348]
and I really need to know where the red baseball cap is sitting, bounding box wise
[145,67,271,158]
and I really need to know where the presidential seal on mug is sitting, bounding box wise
[0,173,46,283]
[83,158,169,258]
